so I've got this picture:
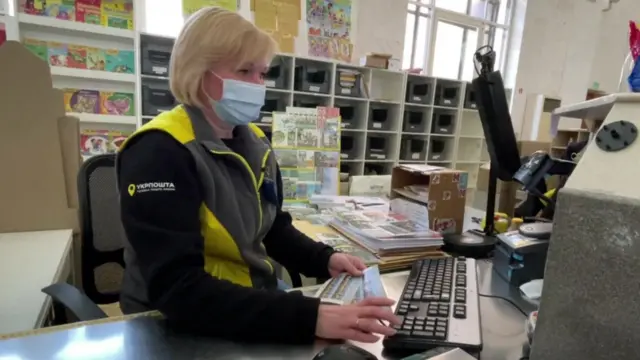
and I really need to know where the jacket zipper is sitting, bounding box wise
[209,149,274,274]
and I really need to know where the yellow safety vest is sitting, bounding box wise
[118,105,279,290]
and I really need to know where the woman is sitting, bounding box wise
[117,7,399,345]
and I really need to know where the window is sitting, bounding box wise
[403,0,513,80]
[144,0,184,38]
[432,21,463,79]
[403,3,431,70]
[435,0,468,13]
[485,26,508,72]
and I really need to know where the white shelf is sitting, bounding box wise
[134,34,510,189]
[18,14,135,39]
[68,113,137,125]
[50,67,136,83]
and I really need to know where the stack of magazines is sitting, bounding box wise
[328,208,444,256]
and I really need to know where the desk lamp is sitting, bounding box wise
[529,94,640,360]
[442,46,521,257]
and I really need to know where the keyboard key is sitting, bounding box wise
[424,325,435,332]
[453,305,467,319]
[412,330,432,338]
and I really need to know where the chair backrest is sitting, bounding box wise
[77,154,303,296]
[77,154,125,304]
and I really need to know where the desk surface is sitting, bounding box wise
[0,229,73,334]
[0,261,536,360]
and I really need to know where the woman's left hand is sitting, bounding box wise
[328,253,367,277]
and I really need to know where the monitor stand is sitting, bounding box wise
[443,163,498,258]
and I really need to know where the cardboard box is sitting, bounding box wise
[389,165,468,234]
[0,41,80,233]
[360,53,392,69]
[475,140,550,215]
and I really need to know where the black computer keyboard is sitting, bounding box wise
[383,257,482,352]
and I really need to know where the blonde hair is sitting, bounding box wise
[169,7,278,108]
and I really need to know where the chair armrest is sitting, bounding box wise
[42,283,108,322]
[285,268,303,288]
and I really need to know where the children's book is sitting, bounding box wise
[67,45,87,69]
[64,89,100,114]
[100,92,134,115]
[105,49,134,73]
[76,0,101,24]
[47,42,68,67]
[23,38,48,62]
[86,47,106,70]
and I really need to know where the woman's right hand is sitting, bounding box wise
[315,297,402,343]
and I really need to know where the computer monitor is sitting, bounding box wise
[472,71,521,181]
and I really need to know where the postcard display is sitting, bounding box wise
[271,107,341,203]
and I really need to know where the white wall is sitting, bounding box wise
[351,0,407,63]
[510,0,604,134]
[140,0,409,63]
[589,1,640,93]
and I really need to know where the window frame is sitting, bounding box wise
[406,0,515,79]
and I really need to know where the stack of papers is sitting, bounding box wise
[316,233,380,265]
[309,194,389,212]
[329,208,443,256]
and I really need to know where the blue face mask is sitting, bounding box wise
[207,72,266,126]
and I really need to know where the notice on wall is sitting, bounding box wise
[182,0,239,18]
[253,0,300,54]
[306,0,352,62]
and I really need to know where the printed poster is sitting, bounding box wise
[183,0,239,18]
[306,0,353,62]
[272,107,341,203]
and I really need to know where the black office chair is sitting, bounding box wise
[42,154,127,322]
[44,154,303,323]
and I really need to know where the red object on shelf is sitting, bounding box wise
[0,24,6,46]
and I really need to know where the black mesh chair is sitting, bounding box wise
[44,154,303,322]
[42,154,127,321]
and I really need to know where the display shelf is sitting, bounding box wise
[69,113,137,125]
[50,67,136,83]
[12,5,138,136]
[18,13,135,39]
[131,34,512,180]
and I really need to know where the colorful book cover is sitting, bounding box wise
[47,42,68,67]
[101,0,134,30]
[80,130,109,157]
[23,38,48,62]
[109,131,130,152]
[105,49,134,73]
[86,47,106,70]
[67,45,87,69]
[44,0,75,21]
[20,0,45,15]
[64,89,100,114]
[100,92,134,115]
[76,0,101,24]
